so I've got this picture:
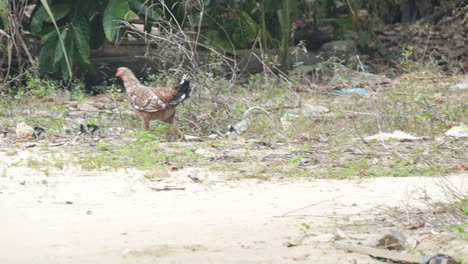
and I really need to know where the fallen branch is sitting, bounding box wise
[333,242,453,264]
[149,186,186,192]
[276,196,343,217]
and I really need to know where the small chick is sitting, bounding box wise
[16,122,34,139]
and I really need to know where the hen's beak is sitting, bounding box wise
[116,69,122,77]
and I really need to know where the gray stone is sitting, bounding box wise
[77,102,100,112]
[319,40,357,60]
[4,149,18,156]
[301,104,330,115]
[301,233,337,244]
[377,229,418,250]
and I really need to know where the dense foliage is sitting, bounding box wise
[0,0,462,83]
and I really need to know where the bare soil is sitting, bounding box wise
[0,141,466,264]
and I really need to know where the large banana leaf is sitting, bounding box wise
[72,14,91,63]
[31,3,72,35]
[103,0,130,41]
[40,0,73,82]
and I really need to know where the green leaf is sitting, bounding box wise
[129,0,161,21]
[103,0,130,41]
[72,15,91,63]
[31,4,72,35]
[47,4,72,22]
[31,6,48,35]
[78,0,100,18]
[53,29,67,66]
[357,31,371,49]
[38,31,59,74]
[40,0,72,82]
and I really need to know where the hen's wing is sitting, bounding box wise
[127,75,190,112]
[128,84,168,112]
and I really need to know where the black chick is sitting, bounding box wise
[292,20,333,50]
[86,124,99,135]
[33,127,46,139]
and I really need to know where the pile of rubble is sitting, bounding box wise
[378,4,468,72]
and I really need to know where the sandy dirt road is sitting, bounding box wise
[1,158,466,264]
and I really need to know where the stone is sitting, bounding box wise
[377,229,418,250]
[77,102,100,112]
[301,104,330,115]
[194,148,216,158]
[5,149,18,156]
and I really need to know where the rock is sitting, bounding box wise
[377,229,418,250]
[67,101,79,107]
[184,135,203,142]
[5,149,18,156]
[301,104,330,115]
[319,40,357,60]
[77,102,100,112]
[302,233,337,244]
[335,228,348,240]
[228,120,250,135]
[194,148,216,158]
[348,233,382,247]
[68,111,88,118]
[207,134,218,139]
[328,65,391,87]
[349,71,391,87]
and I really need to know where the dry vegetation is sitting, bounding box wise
[0,66,467,263]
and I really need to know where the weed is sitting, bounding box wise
[400,45,415,73]
[453,222,468,241]
[71,81,87,102]
[25,72,58,99]
[300,223,312,234]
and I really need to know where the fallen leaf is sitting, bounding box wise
[283,242,298,248]
[293,254,310,261]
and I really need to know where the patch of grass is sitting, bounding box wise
[322,156,448,179]
[74,132,203,170]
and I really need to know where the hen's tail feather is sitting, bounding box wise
[170,74,191,105]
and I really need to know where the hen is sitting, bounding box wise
[116,67,191,133]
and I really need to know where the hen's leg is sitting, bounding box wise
[164,112,180,141]
[141,118,150,131]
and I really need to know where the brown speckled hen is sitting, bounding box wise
[116,67,191,132]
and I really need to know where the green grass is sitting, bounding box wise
[1,67,467,180]
[75,133,203,170]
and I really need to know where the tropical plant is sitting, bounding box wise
[31,0,133,82]
[4,0,444,85]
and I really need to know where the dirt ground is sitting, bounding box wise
[1,142,467,264]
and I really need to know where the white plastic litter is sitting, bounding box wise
[364,130,421,141]
[445,126,468,138]
[449,83,468,91]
